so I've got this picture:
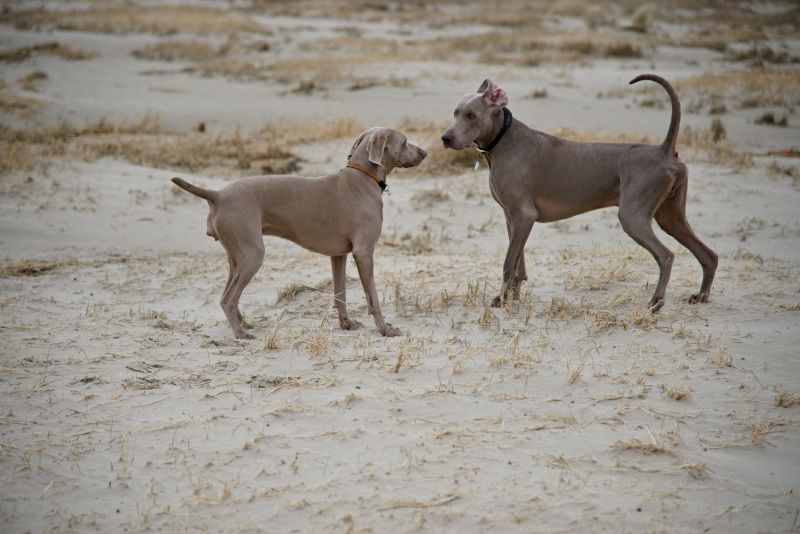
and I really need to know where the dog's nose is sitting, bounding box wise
[418,147,427,159]
[441,133,453,148]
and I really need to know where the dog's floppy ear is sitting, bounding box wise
[479,78,508,108]
[347,130,370,162]
[366,130,388,167]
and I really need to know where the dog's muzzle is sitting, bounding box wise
[441,133,454,148]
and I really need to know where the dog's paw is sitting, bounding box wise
[340,317,364,330]
[380,324,401,337]
[490,295,502,308]
[647,298,665,313]
[235,331,256,340]
[687,293,709,304]
[241,320,255,330]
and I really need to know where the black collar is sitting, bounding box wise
[476,107,512,153]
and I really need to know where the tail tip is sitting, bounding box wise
[171,177,181,184]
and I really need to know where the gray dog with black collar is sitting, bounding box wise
[441,74,717,311]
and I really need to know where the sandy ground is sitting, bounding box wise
[1,1,799,532]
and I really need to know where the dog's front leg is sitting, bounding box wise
[352,248,399,337]
[331,255,363,330]
[492,215,535,307]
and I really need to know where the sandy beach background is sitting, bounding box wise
[1,1,799,531]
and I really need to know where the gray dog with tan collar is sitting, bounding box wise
[173,127,426,339]
[441,74,717,311]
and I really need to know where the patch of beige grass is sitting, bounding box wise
[614,425,681,455]
[661,383,691,400]
[0,91,41,116]
[774,385,799,408]
[4,6,267,35]
[1,115,364,177]
[416,30,645,65]
[18,71,48,92]
[133,40,230,62]
[676,68,800,108]
[276,279,331,304]
[0,41,95,62]
[0,258,78,277]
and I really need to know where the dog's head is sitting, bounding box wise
[441,79,508,150]
[347,127,427,172]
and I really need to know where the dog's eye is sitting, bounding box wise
[467,113,476,120]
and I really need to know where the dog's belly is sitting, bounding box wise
[491,172,619,223]
[533,194,619,223]
[262,224,353,257]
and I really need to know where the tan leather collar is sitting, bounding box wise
[346,163,387,192]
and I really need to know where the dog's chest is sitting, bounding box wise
[488,170,521,209]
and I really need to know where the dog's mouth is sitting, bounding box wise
[441,136,469,151]
[403,149,427,167]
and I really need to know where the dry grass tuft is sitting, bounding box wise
[133,40,230,62]
[774,385,799,408]
[676,68,800,108]
[276,279,331,304]
[546,297,589,322]
[614,425,681,455]
[550,126,655,145]
[566,350,591,385]
[706,346,733,368]
[0,91,41,116]
[629,308,657,330]
[18,70,48,92]
[678,122,753,169]
[661,383,691,400]
[411,188,450,208]
[0,142,36,174]
[264,311,286,351]
[415,29,645,65]
[1,115,364,177]
[590,309,626,334]
[682,463,709,479]
[0,41,95,62]
[0,258,78,278]
[766,160,800,187]
[263,117,364,147]
[4,6,267,35]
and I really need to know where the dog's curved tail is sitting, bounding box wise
[171,177,218,203]
[629,74,680,156]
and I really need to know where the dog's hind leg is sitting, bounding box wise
[217,222,264,339]
[654,172,718,303]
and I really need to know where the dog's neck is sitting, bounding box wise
[476,107,513,153]
[346,159,388,192]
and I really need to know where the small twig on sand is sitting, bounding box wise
[378,494,459,511]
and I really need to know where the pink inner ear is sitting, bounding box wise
[492,87,508,106]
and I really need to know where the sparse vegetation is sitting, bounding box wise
[0,41,95,62]
[676,68,800,109]
[133,40,231,62]
[0,91,41,116]
[3,5,268,35]
[0,115,364,177]
[18,70,48,91]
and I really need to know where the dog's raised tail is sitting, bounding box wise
[629,74,680,156]
[171,177,217,202]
